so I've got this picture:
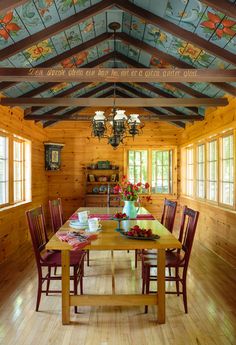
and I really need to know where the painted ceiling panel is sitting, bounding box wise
[0,0,235,127]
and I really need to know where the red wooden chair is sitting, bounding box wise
[49,198,90,266]
[26,206,85,313]
[49,198,64,233]
[142,206,199,313]
[161,198,177,233]
[135,199,177,268]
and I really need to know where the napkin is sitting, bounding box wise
[56,232,97,250]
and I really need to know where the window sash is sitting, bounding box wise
[186,147,194,197]
[196,144,205,198]
[152,150,172,194]
[128,150,148,185]
[0,131,31,208]
[220,134,234,206]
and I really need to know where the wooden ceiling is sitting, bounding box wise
[0,0,235,128]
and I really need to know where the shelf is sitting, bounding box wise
[86,168,119,172]
[87,181,118,184]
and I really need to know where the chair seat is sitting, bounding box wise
[144,251,185,268]
[41,250,85,267]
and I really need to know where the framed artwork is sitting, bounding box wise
[110,174,117,182]
[89,174,95,182]
[44,142,64,170]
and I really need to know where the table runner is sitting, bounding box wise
[69,213,155,221]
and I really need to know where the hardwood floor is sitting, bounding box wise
[0,240,235,345]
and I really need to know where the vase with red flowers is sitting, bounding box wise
[113,176,150,218]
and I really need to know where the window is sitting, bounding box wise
[127,148,175,195]
[128,150,148,185]
[0,134,8,205]
[0,131,31,208]
[186,147,194,196]
[220,134,234,206]
[207,140,217,202]
[152,150,172,194]
[196,144,205,198]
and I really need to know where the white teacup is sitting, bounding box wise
[88,217,101,232]
[78,211,90,224]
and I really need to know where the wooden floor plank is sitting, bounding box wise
[0,241,235,345]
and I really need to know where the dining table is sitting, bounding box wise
[46,207,181,325]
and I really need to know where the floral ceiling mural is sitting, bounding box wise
[0,0,235,126]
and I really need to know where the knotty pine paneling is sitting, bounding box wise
[0,105,48,264]
[179,96,236,267]
[45,121,182,220]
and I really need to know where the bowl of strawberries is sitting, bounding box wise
[121,225,160,240]
[112,212,129,232]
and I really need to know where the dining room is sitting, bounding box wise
[0,1,236,345]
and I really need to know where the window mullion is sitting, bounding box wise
[8,135,14,204]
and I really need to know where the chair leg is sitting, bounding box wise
[86,250,89,267]
[36,276,42,312]
[183,278,188,313]
[74,266,78,314]
[46,267,51,296]
[144,265,150,314]
[175,267,180,296]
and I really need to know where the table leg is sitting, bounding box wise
[157,249,165,324]
[61,250,70,325]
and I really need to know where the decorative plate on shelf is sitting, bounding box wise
[120,231,160,241]
[99,185,107,194]
[92,186,99,194]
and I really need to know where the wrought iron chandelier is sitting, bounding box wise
[91,22,144,149]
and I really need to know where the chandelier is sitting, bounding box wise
[91,22,144,149]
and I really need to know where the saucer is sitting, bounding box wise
[69,220,88,229]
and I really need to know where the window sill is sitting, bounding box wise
[0,200,32,212]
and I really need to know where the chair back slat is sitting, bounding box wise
[26,206,48,267]
[161,199,177,233]
[178,206,199,267]
[49,198,64,233]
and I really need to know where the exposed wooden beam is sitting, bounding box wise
[20,52,114,98]
[0,67,235,83]
[3,97,228,107]
[0,0,113,61]
[115,52,208,99]
[201,0,236,19]
[117,32,236,96]
[25,113,203,121]
[116,0,236,65]
[0,32,112,92]
[118,83,197,118]
[115,89,185,129]
[0,0,28,12]
[42,89,114,128]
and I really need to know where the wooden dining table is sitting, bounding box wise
[46,207,181,325]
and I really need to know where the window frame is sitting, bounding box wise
[196,143,206,200]
[185,146,194,197]
[0,131,9,207]
[181,128,236,211]
[124,146,177,197]
[0,130,31,209]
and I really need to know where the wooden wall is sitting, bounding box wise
[179,96,236,267]
[45,121,182,220]
[0,105,48,263]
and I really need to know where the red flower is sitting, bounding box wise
[113,185,120,194]
[145,182,150,189]
[201,11,236,38]
[0,12,21,41]
[137,182,142,187]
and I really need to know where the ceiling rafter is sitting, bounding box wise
[117,32,236,96]
[116,52,209,99]
[20,52,114,98]
[115,89,185,129]
[0,0,28,12]
[0,0,113,61]
[201,0,236,19]
[116,0,236,66]
[42,87,115,128]
[120,82,199,115]
[0,32,112,91]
